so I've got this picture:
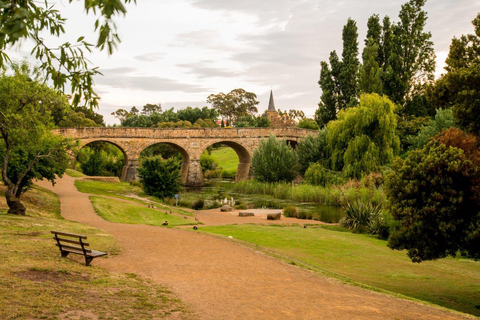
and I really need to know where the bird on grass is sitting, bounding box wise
[161,221,168,226]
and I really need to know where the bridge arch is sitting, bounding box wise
[139,141,191,185]
[200,140,253,182]
[78,139,129,163]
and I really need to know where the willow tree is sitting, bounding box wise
[327,93,400,178]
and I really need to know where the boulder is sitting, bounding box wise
[220,205,233,212]
[238,211,254,217]
[267,212,281,220]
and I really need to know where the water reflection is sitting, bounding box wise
[184,180,345,223]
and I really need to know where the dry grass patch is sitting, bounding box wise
[0,185,193,320]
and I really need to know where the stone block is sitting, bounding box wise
[238,211,254,217]
[220,205,233,212]
[267,212,281,220]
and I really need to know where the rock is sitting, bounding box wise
[267,212,281,220]
[220,205,233,212]
[238,211,254,217]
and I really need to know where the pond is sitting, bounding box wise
[182,180,345,223]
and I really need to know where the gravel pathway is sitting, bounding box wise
[38,176,472,320]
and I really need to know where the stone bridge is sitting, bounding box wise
[56,127,315,187]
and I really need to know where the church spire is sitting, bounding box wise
[268,90,276,112]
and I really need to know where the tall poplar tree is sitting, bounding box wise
[366,14,382,48]
[339,18,360,109]
[384,0,435,111]
[359,38,383,94]
[317,19,359,127]
[316,56,340,127]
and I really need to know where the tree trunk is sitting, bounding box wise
[5,186,26,215]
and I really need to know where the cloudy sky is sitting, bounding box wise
[8,0,480,124]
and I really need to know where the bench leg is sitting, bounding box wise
[85,256,94,266]
[61,251,69,258]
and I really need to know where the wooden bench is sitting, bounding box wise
[51,231,107,266]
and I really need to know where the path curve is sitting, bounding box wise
[38,176,472,320]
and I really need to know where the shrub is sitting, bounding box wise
[200,153,217,172]
[361,172,383,189]
[297,118,319,130]
[221,170,236,179]
[385,140,480,262]
[340,200,382,232]
[137,157,181,199]
[297,130,328,175]
[129,180,142,188]
[251,135,299,183]
[304,163,344,186]
[236,203,247,210]
[205,169,222,179]
[191,199,205,210]
[406,108,456,150]
[283,205,299,218]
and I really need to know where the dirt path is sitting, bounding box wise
[38,176,473,320]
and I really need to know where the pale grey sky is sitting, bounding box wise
[8,0,480,124]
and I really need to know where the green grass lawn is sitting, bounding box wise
[74,179,194,216]
[90,196,198,227]
[200,224,480,317]
[75,179,144,198]
[0,185,191,319]
[210,147,239,174]
[65,169,85,177]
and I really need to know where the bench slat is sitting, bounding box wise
[51,230,87,239]
[53,237,90,246]
[56,243,92,253]
[89,250,108,257]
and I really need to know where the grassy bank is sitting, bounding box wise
[200,224,480,317]
[210,146,239,174]
[90,196,198,227]
[0,185,191,319]
[231,180,384,206]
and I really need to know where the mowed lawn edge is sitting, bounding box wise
[199,224,480,317]
[0,185,193,320]
[90,196,199,227]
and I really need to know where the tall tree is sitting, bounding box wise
[316,51,343,127]
[383,0,435,111]
[141,103,162,116]
[316,18,359,127]
[359,38,383,94]
[0,63,72,215]
[0,0,135,108]
[379,16,393,72]
[428,13,480,134]
[366,14,382,48]
[339,18,360,109]
[207,89,259,124]
[327,93,400,178]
